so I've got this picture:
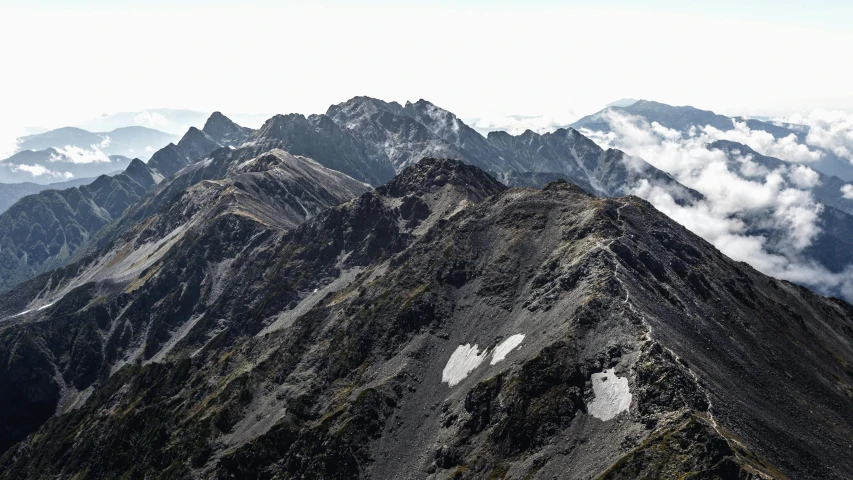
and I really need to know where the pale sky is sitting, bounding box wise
[1,0,852,134]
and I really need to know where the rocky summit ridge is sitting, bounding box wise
[0,158,850,479]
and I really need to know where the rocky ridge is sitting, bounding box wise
[0,160,850,479]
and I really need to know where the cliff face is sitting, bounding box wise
[1,160,851,479]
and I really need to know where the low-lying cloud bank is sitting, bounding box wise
[467,113,578,135]
[48,144,113,164]
[580,110,853,301]
[784,110,853,163]
[9,164,73,179]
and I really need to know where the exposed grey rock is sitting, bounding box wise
[328,96,697,199]
[0,160,850,480]
[249,112,396,186]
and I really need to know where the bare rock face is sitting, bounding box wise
[328,96,697,201]
[1,160,851,480]
[202,111,253,148]
[249,112,397,186]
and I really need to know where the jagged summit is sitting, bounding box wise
[377,157,506,200]
[147,126,219,177]
[326,96,407,122]
[202,111,252,147]
[249,112,396,186]
[253,113,306,137]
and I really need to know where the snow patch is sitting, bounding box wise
[588,368,632,421]
[442,344,487,387]
[7,308,33,319]
[490,334,525,365]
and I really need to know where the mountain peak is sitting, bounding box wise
[202,111,250,147]
[376,157,506,200]
[606,98,640,108]
[325,96,408,127]
[202,111,229,130]
[254,113,308,138]
[177,126,216,150]
[707,139,757,155]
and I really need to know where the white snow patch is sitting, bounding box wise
[4,300,59,321]
[7,308,33,319]
[442,344,487,387]
[588,368,632,421]
[490,334,525,365]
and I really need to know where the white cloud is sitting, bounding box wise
[97,135,111,148]
[468,113,579,135]
[10,164,64,178]
[581,110,853,300]
[842,184,853,200]
[787,110,853,163]
[49,145,112,164]
[704,120,821,163]
[788,165,821,189]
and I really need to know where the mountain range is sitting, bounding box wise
[1,98,852,300]
[571,99,853,181]
[0,126,178,184]
[75,108,271,135]
[0,97,852,479]
[15,126,177,161]
[0,176,102,214]
[0,149,131,184]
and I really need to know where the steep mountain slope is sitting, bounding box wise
[0,148,131,184]
[248,112,396,186]
[399,99,521,173]
[326,96,465,172]
[572,100,853,180]
[0,176,100,214]
[14,126,177,160]
[487,128,699,200]
[0,159,161,292]
[1,160,851,480]
[328,96,696,198]
[0,114,241,293]
[0,150,370,455]
[202,111,254,147]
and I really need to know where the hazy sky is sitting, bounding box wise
[2,0,852,132]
